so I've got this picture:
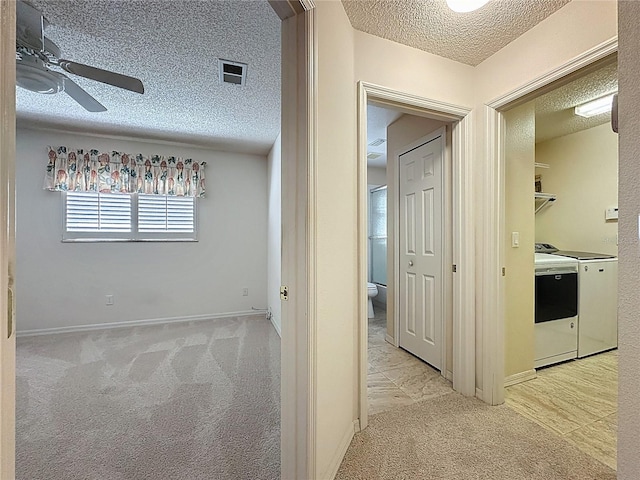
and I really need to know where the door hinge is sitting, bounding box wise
[280,285,289,301]
[452,264,457,273]
[502,267,506,277]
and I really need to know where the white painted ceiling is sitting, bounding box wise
[342,0,572,66]
[535,61,618,144]
[16,0,281,155]
[367,104,403,168]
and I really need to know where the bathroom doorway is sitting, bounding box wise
[364,103,455,416]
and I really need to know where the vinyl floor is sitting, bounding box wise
[505,350,618,470]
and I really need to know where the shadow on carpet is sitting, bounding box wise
[336,392,616,480]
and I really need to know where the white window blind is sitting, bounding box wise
[138,194,194,233]
[66,192,132,233]
[63,192,197,241]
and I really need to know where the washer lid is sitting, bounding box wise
[553,250,617,260]
[535,253,579,269]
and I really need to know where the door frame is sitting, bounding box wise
[270,1,317,478]
[481,37,618,405]
[0,0,16,477]
[357,82,476,430]
[394,127,449,373]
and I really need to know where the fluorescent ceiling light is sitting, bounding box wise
[446,0,490,13]
[575,93,616,118]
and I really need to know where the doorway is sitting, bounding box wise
[357,83,476,430]
[499,56,619,470]
[364,105,453,416]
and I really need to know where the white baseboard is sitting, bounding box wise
[17,310,264,337]
[504,369,537,387]
[321,421,356,480]
[475,387,483,399]
[445,370,453,382]
[270,315,282,337]
[352,418,361,434]
[385,333,397,346]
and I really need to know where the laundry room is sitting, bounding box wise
[503,58,619,470]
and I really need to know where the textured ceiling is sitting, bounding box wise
[16,0,281,155]
[535,61,618,144]
[342,0,572,66]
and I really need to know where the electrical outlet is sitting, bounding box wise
[105,295,114,306]
[242,287,249,296]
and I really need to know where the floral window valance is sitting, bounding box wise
[43,146,207,198]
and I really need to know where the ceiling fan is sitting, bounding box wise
[15,0,144,112]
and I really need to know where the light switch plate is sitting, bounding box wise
[511,232,520,248]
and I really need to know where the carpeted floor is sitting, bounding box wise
[336,392,616,480]
[16,314,280,480]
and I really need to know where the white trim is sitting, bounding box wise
[361,82,471,120]
[320,421,356,480]
[487,37,618,110]
[352,418,361,433]
[357,82,476,433]
[481,37,618,407]
[279,6,316,480]
[17,310,265,337]
[475,388,483,399]
[504,369,537,387]
[270,314,282,337]
[357,82,370,431]
[445,370,453,382]
[479,105,505,406]
[307,7,318,478]
[385,333,396,347]
[451,114,476,396]
[0,1,16,477]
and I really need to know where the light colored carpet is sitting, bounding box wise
[336,392,616,480]
[16,314,280,480]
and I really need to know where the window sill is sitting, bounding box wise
[62,238,198,243]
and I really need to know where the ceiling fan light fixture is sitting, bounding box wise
[575,93,616,118]
[446,0,491,13]
[16,57,63,94]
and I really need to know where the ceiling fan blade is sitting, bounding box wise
[59,74,107,112]
[58,60,144,94]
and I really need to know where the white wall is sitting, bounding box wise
[267,134,282,335]
[535,123,618,255]
[15,128,268,332]
[617,2,640,477]
[367,166,386,186]
[315,2,358,478]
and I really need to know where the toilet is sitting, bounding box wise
[367,282,379,318]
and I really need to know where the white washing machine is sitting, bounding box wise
[534,253,579,368]
[536,243,618,358]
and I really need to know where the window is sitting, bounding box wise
[63,192,197,241]
[369,185,387,286]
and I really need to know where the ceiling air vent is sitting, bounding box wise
[219,59,247,86]
[367,153,382,160]
[368,138,386,147]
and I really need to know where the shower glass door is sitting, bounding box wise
[369,185,387,286]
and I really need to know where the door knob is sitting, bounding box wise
[409,260,414,267]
